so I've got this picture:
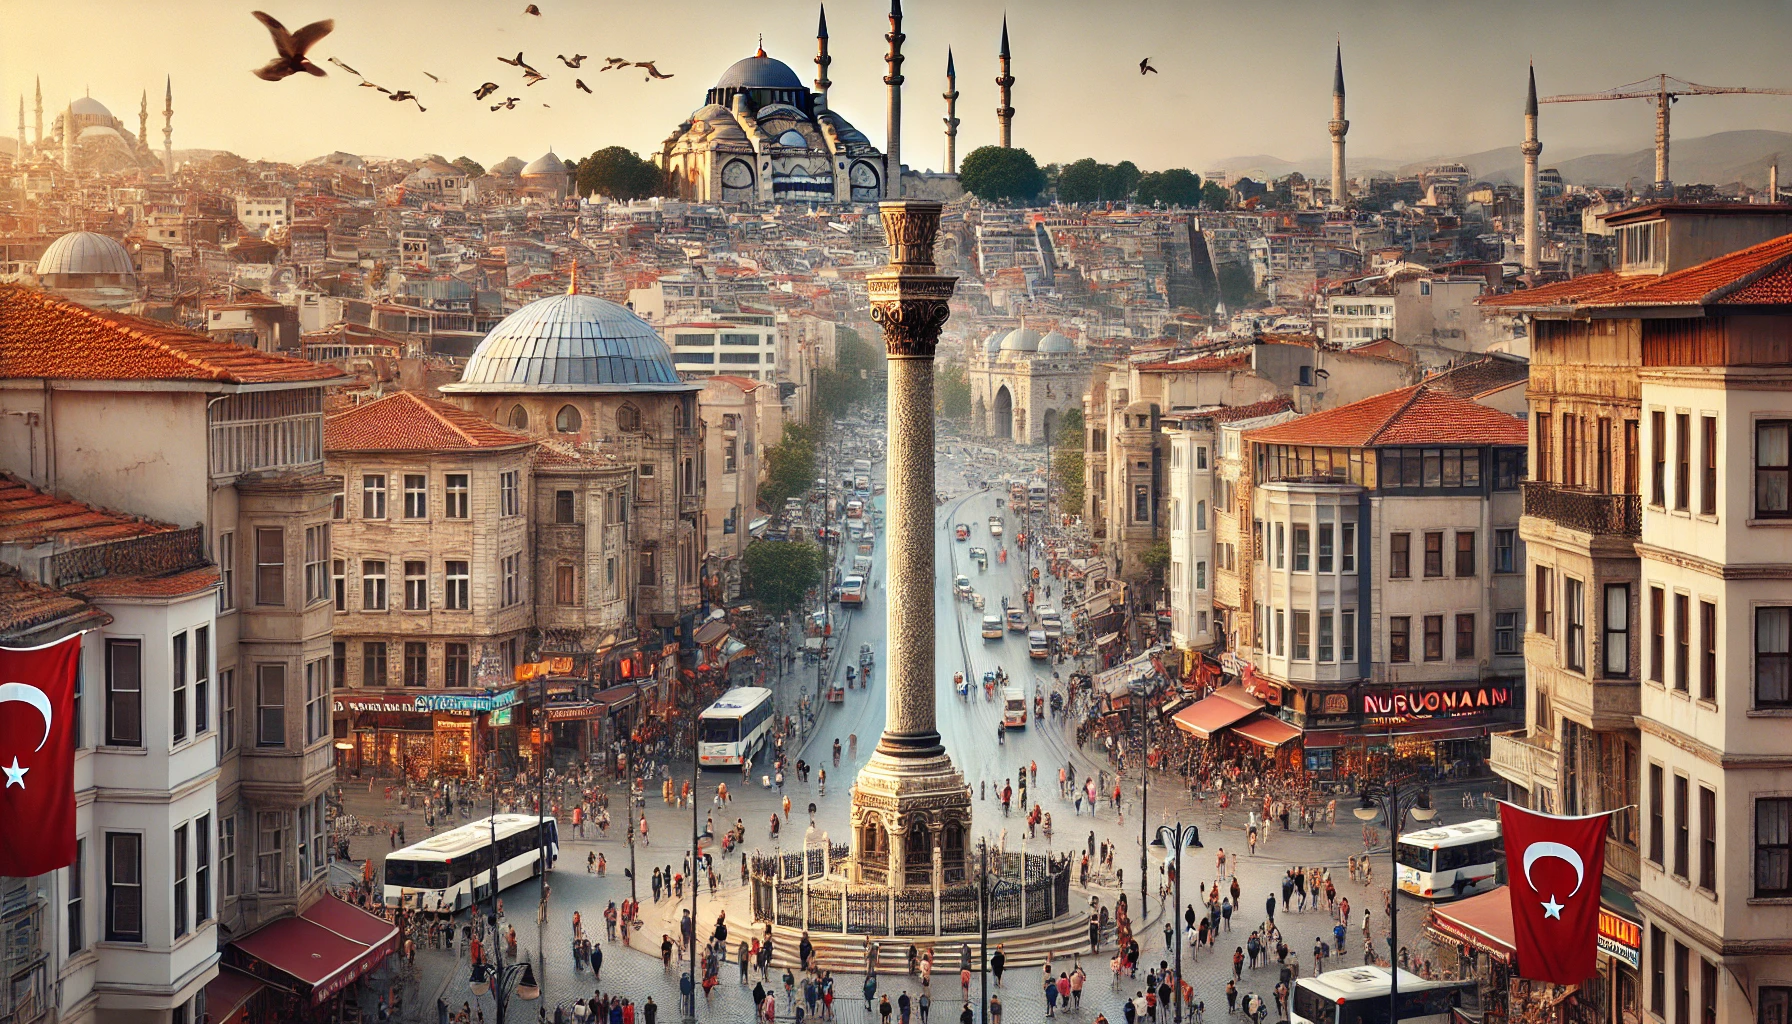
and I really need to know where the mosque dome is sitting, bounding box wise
[491,156,526,176]
[1037,331,1074,354]
[999,327,1042,353]
[68,96,112,119]
[77,126,123,142]
[983,332,1005,356]
[521,151,567,177]
[445,293,688,393]
[715,54,805,92]
[36,231,135,278]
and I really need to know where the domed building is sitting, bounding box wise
[519,150,574,200]
[33,230,139,309]
[967,322,1093,443]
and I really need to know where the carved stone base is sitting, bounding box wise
[847,749,973,886]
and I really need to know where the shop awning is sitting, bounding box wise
[693,620,731,646]
[204,967,265,1023]
[1427,885,1516,962]
[1095,633,1122,647]
[1171,687,1264,739]
[227,896,399,1004]
[1231,714,1302,749]
[1301,730,1349,750]
[593,684,639,709]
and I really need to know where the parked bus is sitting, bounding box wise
[1002,687,1028,727]
[1396,818,1503,899]
[698,687,776,768]
[1028,481,1047,505]
[1291,967,1470,1024]
[383,814,560,912]
[840,575,866,606]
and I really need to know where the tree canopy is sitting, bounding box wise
[1135,168,1203,208]
[742,540,825,616]
[575,146,669,201]
[936,361,971,420]
[453,156,485,178]
[761,421,823,508]
[959,146,1046,205]
[1051,407,1086,513]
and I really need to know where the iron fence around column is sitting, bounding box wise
[747,855,1072,936]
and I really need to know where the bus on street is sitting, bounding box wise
[1291,967,1470,1024]
[699,687,776,768]
[1396,818,1503,899]
[383,814,560,912]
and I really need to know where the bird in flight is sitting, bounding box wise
[575,78,592,94]
[388,90,425,111]
[491,97,520,110]
[474,82,500,100]
[251,11,333,81]
[326,56,361,76]
[635,61,673,81]
[558,54,587,68]
[422,71,441,83]
[523,3,541,14]
[600,57,630,71]
[1139,58,1158,75]
[496,52,527,67]
[523,68,549,86]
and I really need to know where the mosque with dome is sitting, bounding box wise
[11,77,172,175]
[967,322,1093,443]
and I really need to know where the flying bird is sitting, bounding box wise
[575,78,592,94]
[635,61,673,81]
[327,56,361,76]
[523,3,541,14]
[600,57,630,71]
[496,52,527,67]
[422,71,441,83]
[557,54,587,68]
[389,90,426,111]
[491,96,520,110]
[251,11,333,81]
[523,68,549,86]
[474,82,500,99]
[1139,58,1158,75]
[358,80,387,90]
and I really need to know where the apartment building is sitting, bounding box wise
[231,196,290,237]
[662,320,781,382]
[696,376,775,589]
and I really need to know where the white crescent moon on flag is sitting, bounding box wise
[1522,841,1586,898]
[0,682,53,752]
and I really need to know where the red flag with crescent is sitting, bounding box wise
[1498,800,1610,984]
[0,635,81,876]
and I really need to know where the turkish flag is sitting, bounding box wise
[1499,801,1610,984]
[0,635,81,876]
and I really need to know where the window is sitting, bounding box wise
[1650,926,1666,1017]
[1598,417,1614,493]
[172,631,188,745]
[1625,419,1641,495]
[254,527,284,606]
[616,404,641,432]
[1195,500,1206,531]
[1390,533,1410,578]
[1652,410,1668,506]
[1195,561,1206,590]
[1319,612,1334,662]
[1700,960,1717,1024]
[1700,600,1717,702]
[1423,615,1444,661]
[445,560,470,610]
[502,553,521,607]
[296,803,310,882]
[1274,609,1285,656]
[1456,614,1476,660]
[1253,520,1264,562]
[1698,785,1717,892]
[1562,413,1580,487]
[256,812,283,893]
[1649,763,1665,864]
[1674,941,1689,1024]
[174,823,189,939]
[1675,593,1691,692]
[1650,586,1667,683]
[555,490,576,524]
[1134,485,1150,522]
[310,796,325,880]
[363,642,388,688]
[438,475,469,521]
[67,838,84,954]
[1676,413,1691,511]
[402,641,425,688]
[220,669,235,753]
[104,639,142,747]
[1293,611,1311,660]
[1673,773,1689,879]
[501,471,520,516]
[218,531,235,611]
[1757,798,1792,898]
[1274,523,1285,569]
[331,492,344,520]
[1456,532,1476,578]
[1496,611,1519,655]
[1318,524,1334,573]
[362,559,387,611]
[361,473,387,519]
[509,405,529,430]
[255,665,285,747]
[1494,529,1517,574]
[332,643,344,690]
[1424,532,1444,577]
[304,658,327,743]
[195,813,211,924]
[444,643,469,688]
[1293,526,1310,571]
[1535,567,1555,638]
[1341,610,1356,663]
[403,560,427,610]
[331,559,345,611]
[219,815,236,899]
[1604,585,1631,678]
[303,525,328,604]
[1537,414,1554,484]
[1390,616,1411,662]
[1566,577,1586,672]
[105,832,142,942]
[1757,607,1792,707]
[556,405,583,433]
[1700,415,1718,516]
[1341,523,1355,573]
[397,475,426,521]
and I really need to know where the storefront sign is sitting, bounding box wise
[546,703,602,721]
[489,707,513,727]
[1362,684,1512,720]
[1598,909,1642,968]
[414,689,519,713]
[334,697,420,713]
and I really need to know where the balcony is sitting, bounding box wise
[1522,482,1641,537]
[1489,729,1560,790]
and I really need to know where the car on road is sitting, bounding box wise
[953,574,972,597]
[968,546,988,569]
[1002,687,1028,727]
[988,515,1003,536]
[981,614,1005,640]
[955,523,969,541]
[1006,607,1027,632]
[1028,630,1049,659]
[1038,607,1063,638]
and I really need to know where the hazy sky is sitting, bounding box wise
[8,0,1792,173]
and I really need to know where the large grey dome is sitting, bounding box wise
[715,55,805,91]
[443,294,692,393]
[1037,331,1074,354]
[999,327,1042,353]
[36,231,134,278]
[521,150,566,176]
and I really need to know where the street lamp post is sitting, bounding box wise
[1352,783,1436,1014]
[1149,824,1203,1024]
[978,838,990,1024]
[1137,684,1150,916]
[685,716,701,1024]
[475,791,540,1024]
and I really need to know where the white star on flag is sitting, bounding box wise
[1541,895,1564,920]
[2,757,26,789]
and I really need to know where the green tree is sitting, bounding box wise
[1200,181,1230,210]
[761,422,822,507]
[1055,158,1103,205]
[1140,540,1171,581]
[936,361,971,420]
[1216,261,1261,309]
[1050,407,1085,512]
[1137,168,1202,208]
[958,146,1046,205]
[453,156,486,178]
[575,146,667,201]
[1103,160,1141,202]
[742,540,825,616]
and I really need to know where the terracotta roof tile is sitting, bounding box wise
[1588,232,1792,307]
[77,566,221,599]
[1244,385,1526,448]
[324,391,535,452]
[1209,396,1296,423]
[1134,353,1252,373]
[0,570,109,638]
[1423,355,1531,400]
[1476,272,1629,310]
[0,474,179,547]
[704,375,766,391]
[0,286,348,385]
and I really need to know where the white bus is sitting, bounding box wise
[1291,967,1470,1024]
[840,575,866,606]
[1395,818,1503,899]
[383,814,560,912]
[698,686,775,768]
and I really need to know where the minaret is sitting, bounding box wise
[1328,43,1348,206]
[996,17,1015,148]
[883,0,904,198]
[943,49,960,175]
[61,100,72,171]
[33,78,42,146]
[139,91,148,155]
[16,96,24,162]
[813,5,832,111]
[1521,63,1543,273]
[162,76,173,175]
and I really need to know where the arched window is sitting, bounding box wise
[906,821,931,865]
[555,404,582,433]
[683,458,695,496]
[617,403,641,432]
[861,814,886,856]
[1196,500,1207,531]
[675,402,686,431]
[508,405,529,430]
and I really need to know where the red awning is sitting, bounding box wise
[1428,885,1516,962]
[593,684,639,709]
[1231,715,1302,749]
[1301,730,1349,750]
[230,897,399,1004]
[1172,687,1263,739]
[204,968,265,1023]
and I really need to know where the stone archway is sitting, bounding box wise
[992,385,1013,439]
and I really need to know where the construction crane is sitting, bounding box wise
[1541,74,1792,190]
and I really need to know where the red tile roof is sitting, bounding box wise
[0,570,110,638]
[0,286,348,385]
[1244,384,1527,448]
[325,391,534,452]
[1582,232,1792,308]
[1133,353,1252,373]
[79,566,221,599]
[0,474,178,547]
[1209,396,1296,424]
[1476,272,1628,311]
[704,375,766,391]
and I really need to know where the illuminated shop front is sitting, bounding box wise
[333,687,524,779]
[1292,681,1520,775]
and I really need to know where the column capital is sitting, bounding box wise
[869,201,957,358]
